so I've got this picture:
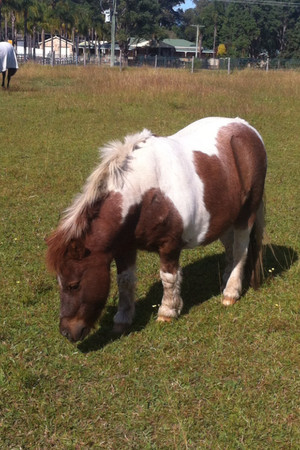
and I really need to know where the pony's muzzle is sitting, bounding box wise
[60,317,90,342]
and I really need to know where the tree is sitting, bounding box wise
[2,0,300,60]
[184,0,300,58]
[219,3,260,57]
[0,0,3,41]
[282,15,300,57]
[9,0,36,57]
[185,0,225,54]
[115,0,159,58]
[217,43,226,56]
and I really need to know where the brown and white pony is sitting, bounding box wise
[0,42,18,88]
[46,117,267,342]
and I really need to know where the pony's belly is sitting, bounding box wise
[181,214,211,249]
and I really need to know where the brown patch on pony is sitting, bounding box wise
[46,227,72,273]
[46,192,123,273]
[193,152,239,244]
[107,188,184,274]
[45,204,98,274]
[135,188,184,256]
[193,122,267,244]
[228,126,267,229]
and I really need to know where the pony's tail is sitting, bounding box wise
[247,197,265,290]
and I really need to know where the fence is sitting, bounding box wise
[16,53,300,72]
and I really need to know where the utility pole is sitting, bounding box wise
[192,25,205,58]
[110,0,117,67]
[100,0,117,67]
[213,22,217,58]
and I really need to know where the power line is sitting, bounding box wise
[211,0,300,7]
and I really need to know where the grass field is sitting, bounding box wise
[0,65,299,448]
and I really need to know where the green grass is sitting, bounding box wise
[0,65,299,448]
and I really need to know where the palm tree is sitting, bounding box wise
[0,0,3,41]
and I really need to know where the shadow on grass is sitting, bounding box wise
[78,243,297,353]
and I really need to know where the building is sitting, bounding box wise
[162,39,213,59]
[39,36,73,57]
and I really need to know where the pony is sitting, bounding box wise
[0,42,18,88]
[46,117,267,342]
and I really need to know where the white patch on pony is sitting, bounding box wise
[57,275,62,288]
[222,227,250,301]
[117,119,246,247]
[158,269,183,319]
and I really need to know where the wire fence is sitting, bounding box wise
[17,54,300,72]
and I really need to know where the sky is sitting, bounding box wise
[181,0,195,10]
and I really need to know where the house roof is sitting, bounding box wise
[163,39,213,55]
[128,38,174,50]
[162,39,196,54]
[39,35,73,45]
[163,39,196,49]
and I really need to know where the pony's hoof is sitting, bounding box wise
[112,323,130,334]
[222,297,237,306]
[157,315,173,323]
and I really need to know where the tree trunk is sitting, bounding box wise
[65,30,68,58]
[33,26,36,60]
[278,20,287,53]
[42,28,45,63]
[4,11,7,40]
[59,29,62,60]
[213,23,217,59]
[24,8,28,60]
[0,0,2,42]
[11,11,16,46]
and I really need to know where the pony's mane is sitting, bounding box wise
[46,128,153,272]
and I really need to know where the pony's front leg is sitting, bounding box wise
[157,251,183,322]
[222,228,250,306]
[113,253,136,333]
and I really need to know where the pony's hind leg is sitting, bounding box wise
[7,68,17,88]
[1,71,5,87]
[220,227,234,288]
[113,252,137,333]
[157,250,183,322]
[222,227,250,306]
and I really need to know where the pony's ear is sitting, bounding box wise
[66,239,91,260]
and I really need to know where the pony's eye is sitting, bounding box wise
[68,282,80,291]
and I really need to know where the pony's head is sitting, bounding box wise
[46,231,112,342]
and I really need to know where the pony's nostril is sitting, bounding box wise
[60,327,72,341]
[78,326,90,341]
[59,318,90,342]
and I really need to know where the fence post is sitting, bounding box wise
[84,49,86,66]
[227,57,231,74]
[266,57,269,72]
[191,56,194,73]
[155,55,157,69]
